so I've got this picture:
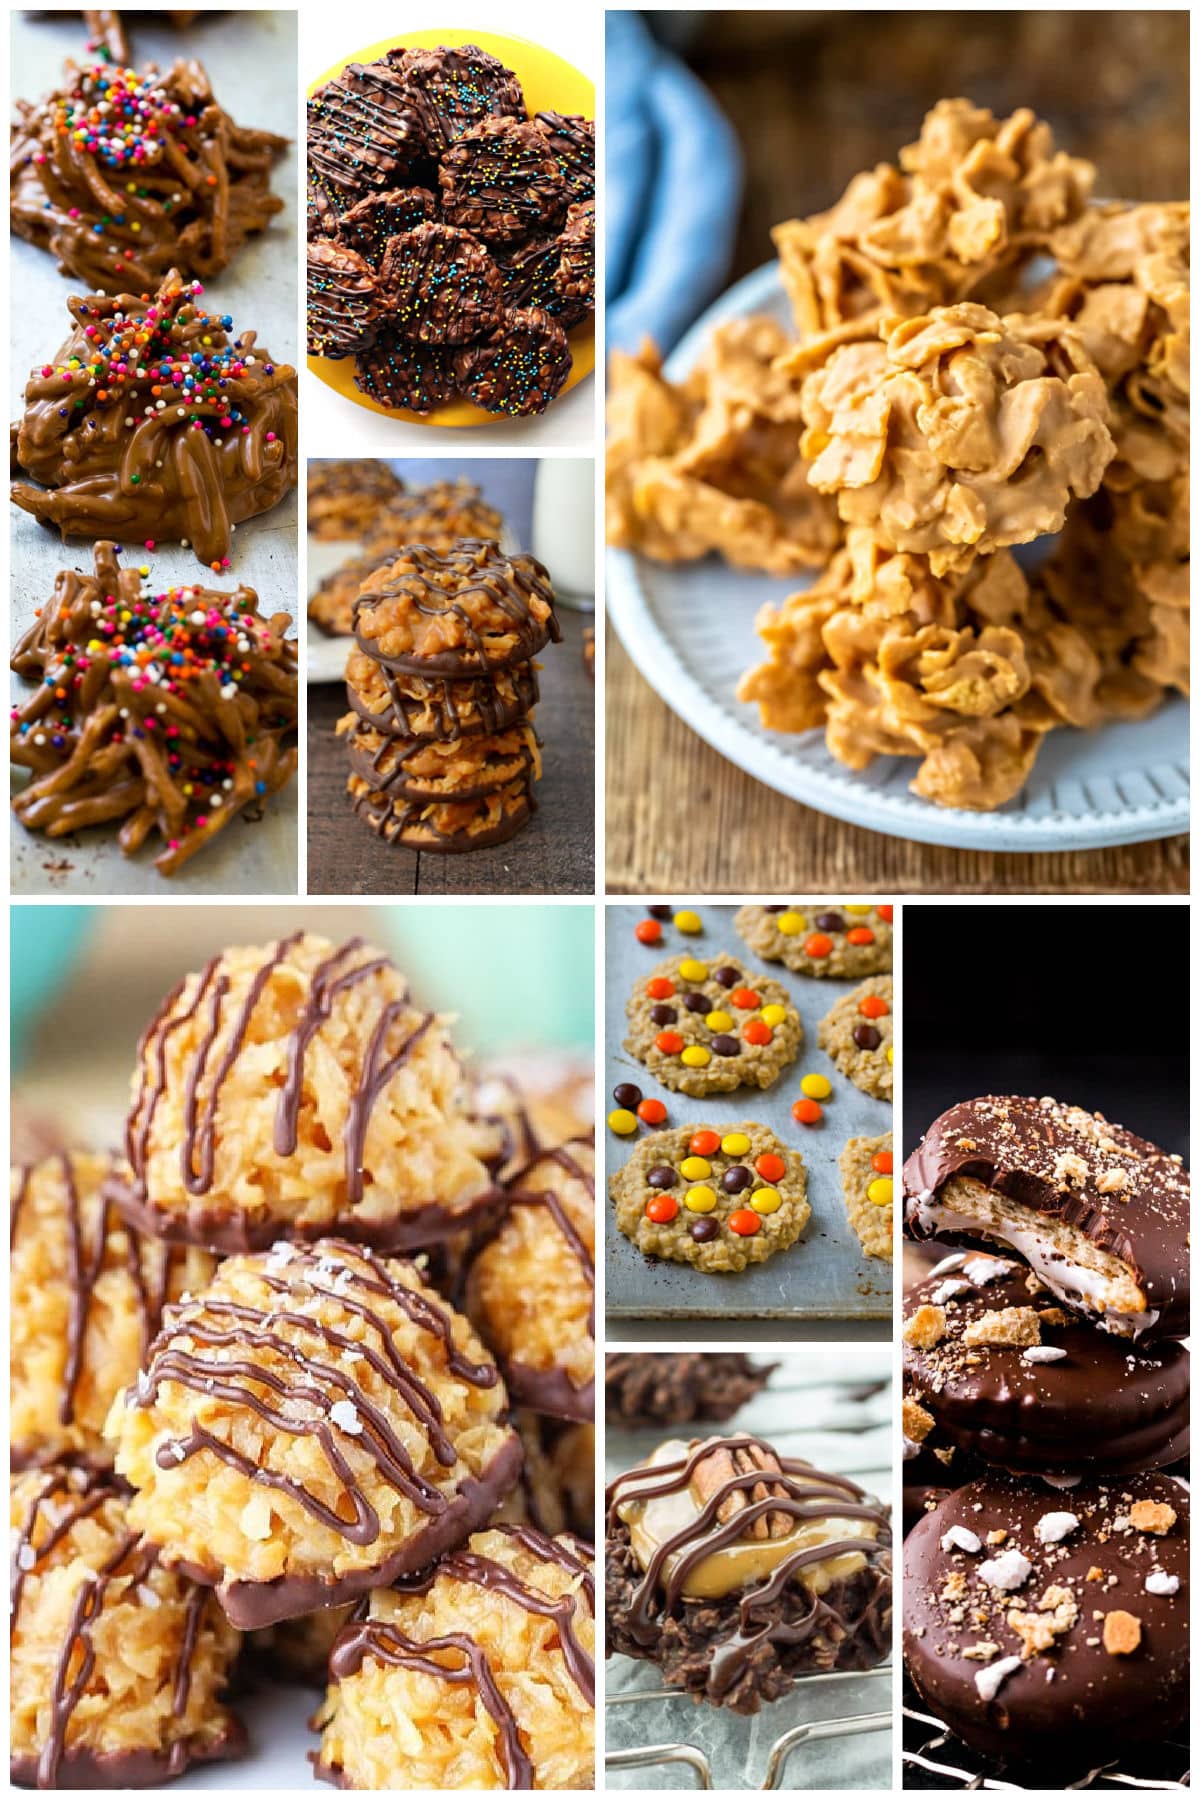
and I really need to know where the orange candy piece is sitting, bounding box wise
[646,976,676,1000]
[846,927,875,945]
[730,987,760,1010]
[655,1030,685,1054]
[690,1129,721,1157]
[728,1209,761,1236]
[635,920,662,945]
[645,1194,678,1224]
[743,1019,772,1046]
[792,1098,823,1126]
[877,905,894,922]
[871,1149,894,1174]
[859,994,889,1019]
[755,1152,786,1182]
[638,1098,667,1125]
[804,933,833,957]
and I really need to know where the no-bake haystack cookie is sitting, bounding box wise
[314,1525,595,1789]
[606,1433,891,1713]
[625,951,803,1095]
[606,1352,776,1429]
[10,540,298,876]
[11,272,298,570]
[307,459,405,541]
[612,1124,810,1271]
[736,903,893,976]
[11,1465,244,1788]
[818,976,893,1099]
[465,1137,595,1423]
[455,305,574,417]
[10,56,286,293]
[10,1153,213,1473]
[106,1239,522,1628]
[110,931,501,1252]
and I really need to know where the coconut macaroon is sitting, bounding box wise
[113,932,500,1254]
[10,1153,214,1472]
[10,1466,244,1788]
[465,1138,595,1423]
[106,1241,522,1629]
[493,1414,596,1543]
[314,1525,595,1789]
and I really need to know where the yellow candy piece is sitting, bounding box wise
[750,1188,782,1214]
[608,1109,638,1136]
[705,1010,733,1032]
[678,958,709,983]
[776,911,806,935]
[721,1132,751,1156]
[760,1004,788,1027]
[684,1185,717,1213]
[800,1073,832,1100]
[867,1177,893,1207]
[681,1045,711,1068]
[674,910,703,934]
[680,1155,712,1180]
[887,1046,895,1064]
[844,905,872,914]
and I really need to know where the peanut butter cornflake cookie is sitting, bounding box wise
[315,1524,595,1790]
[111,931,500,1254]
[736,904,893,977]
[625,952,803,1096]
[106,1240,521,1628]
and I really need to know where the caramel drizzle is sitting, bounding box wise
[136,1242,496,1544]
[606,1436,891,1640]
[353,542,560,674]
[128,935,437,1210]
[330,1524,594,1787]
[11,1469,207,1787]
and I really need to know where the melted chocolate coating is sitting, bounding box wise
[377,221,503,345]
[903,1471,1189,1766]
[306,62,425,206]
[605,1354,776,1429]
[345,716,538,802]
[555,199,595,309]
[387,44,524,153]
[903,1095,1190,1339]
[307,238,378,359]
[439,117,567,246]
[454,306,572,417]
[532,111,595,202]
[336,186,438,266]
[348,772,535,854]
[904,1258,1189,1477]
[353,331,457,414]
[352,541,559,677]
[494,233,590,330]
[344,655,540,743]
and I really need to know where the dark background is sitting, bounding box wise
[650,10,1189,282]
[902,903,1190,1162]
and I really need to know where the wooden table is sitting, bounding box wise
[307,608,595,895]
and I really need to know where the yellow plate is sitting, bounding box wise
[307,27,595,428]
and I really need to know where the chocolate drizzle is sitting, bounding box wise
[348,772,535,853]
[352,542,560,677]
[345,652,540,743]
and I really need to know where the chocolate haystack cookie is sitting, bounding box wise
[903,1094,1190,1339]
[455,306,573,416]
[11,57,286,294]
[496,232,591,329]
[533,110,596,202]
[556,199,595,310]
[904,1470,1188,1766]
[607,1433,892,1712]
[11,541,298,875]
[11,272,297,570]
[307,59,425,209]
[389,42,524,151]
[439,116,567,245]
[353,541,559,678]
[606,1353,776,1429]
[379,221,503,344]
[307,238,379,358]
[353,330,457,413]
[336,186,438,265]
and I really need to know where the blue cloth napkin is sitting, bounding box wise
[606,12,743,355]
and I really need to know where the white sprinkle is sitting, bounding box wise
[974,1655,1022,1703]
[190,609,207,626]
[941,1526,981,1554]
[164,1440,187,1465]
[1035,1511,1079,1544]
[978,1549,1032,1591]
[1023,1346,1068,1363]
[17,1545,37,1571]
[330,1399,363,1436]
[1145,1570,1180,1596]
[963,1254,1017,1285]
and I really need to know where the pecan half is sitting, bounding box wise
[691,1441,792,1539]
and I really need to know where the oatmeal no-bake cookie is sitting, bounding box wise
[11,1466,243,1788]
[736,903,893,977]
[839,1132,894,1261]
[606,1434,891,1714]
[465,1138,595,1423]
[624,952,802,1096]
[314,1525,595,1789]
[112,932,499,1253]
[11,1154,213,1473]
[107,1240,521,1628]
[818,977,893,1100]
[606,1353,775,1429]
[612,1124,810,1272]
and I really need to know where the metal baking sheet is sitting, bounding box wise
[604,1351,893,1791]
[10,9,299,896]
[604,905,893,1321]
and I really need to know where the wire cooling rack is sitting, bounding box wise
[607,1665,893,1790]
[903,1687,1191,1790]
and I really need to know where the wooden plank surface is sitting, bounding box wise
[307,608,595,895]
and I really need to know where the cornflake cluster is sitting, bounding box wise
[607,100,1190,810]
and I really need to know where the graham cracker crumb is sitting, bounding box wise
[904,1304,947,1349]
[1102,1610,1142,1656]
[962,1306,1041,1348]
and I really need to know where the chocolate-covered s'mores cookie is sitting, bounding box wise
[903,1096,1189,1340]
